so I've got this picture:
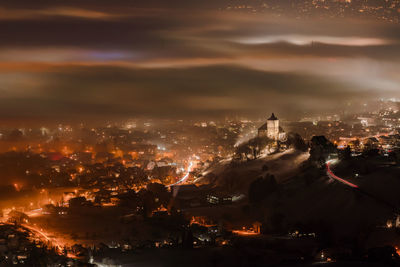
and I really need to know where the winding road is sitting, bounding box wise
[326,160,358,188]
[326,159,400,214]
[168,161,194,187]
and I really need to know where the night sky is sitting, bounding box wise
[1,0,400,122]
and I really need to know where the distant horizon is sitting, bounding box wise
[0,1,399,123]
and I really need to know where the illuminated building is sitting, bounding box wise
[258,113,286,141]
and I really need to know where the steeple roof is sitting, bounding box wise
[268,113,278,121]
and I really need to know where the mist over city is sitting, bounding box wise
[0,0,400,266]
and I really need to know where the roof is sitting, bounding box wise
[258,123,268,130]
[268,113,278,121]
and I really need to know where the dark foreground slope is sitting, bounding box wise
[200,151,400,246]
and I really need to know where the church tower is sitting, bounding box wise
[267,113,279,140]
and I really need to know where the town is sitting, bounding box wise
[1,0,400,265]
[0,98,399,265]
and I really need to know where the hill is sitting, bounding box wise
[199,149,309,194]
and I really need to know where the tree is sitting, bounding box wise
[309,136,337,166]
[270,212,285,233]
[262,164,269,172]
[248,174,277,204]
[147,183,171,207]
[137,189,157,217]
[235,136,274,160]
[286,132,308,152]
[248,136,274,158]
[182,229,194,248]
[395,151,400,165]
[348,139,360,150]
[151,166,176,183]
[118,190,139,209]
[236,142,252,161]
[339,146,351,160]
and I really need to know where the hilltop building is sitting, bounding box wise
[258,113,286,141]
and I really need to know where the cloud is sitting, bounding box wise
[0,65,386,121]
[0,7,124,20]
[0,2,399,122]
[234,35,391,46]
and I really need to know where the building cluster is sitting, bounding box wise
[0,102,398,265]
[225,0,400,23]
[171,184,238,209]
[0,224,72,265]
[288,101,400,153]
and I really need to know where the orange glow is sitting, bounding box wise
[61,146,73,155]
[232,229,259,236]
[13,183,20,192]
[112,149,123,158]
[129,151,139,160]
